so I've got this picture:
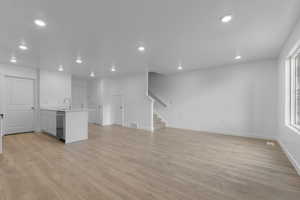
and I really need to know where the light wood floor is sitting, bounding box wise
[1,125,300,200]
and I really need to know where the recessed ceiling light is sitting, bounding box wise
[76,57,83,64]
[18,43,28,50]
[90,72,95,77]
[221,15,233,23]
[138,46,145,52]
[58,65,64,71]
[10,56,17,63]
[34,19,47,27]
[178,65,183,70]
[235,55,242,60]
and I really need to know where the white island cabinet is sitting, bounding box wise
[64,110,88,143]
[40,108,88,144]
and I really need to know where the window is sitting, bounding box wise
[287,48,300,130]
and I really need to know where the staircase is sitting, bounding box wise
[153,113,166,131]
[148,87,168,131]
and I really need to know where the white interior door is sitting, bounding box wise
[112,95,124,125]
[0,74,4,153]
[5,76,35,134]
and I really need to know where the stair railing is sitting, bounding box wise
[148,90,168,108]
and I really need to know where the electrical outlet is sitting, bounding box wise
[266,141,275,146]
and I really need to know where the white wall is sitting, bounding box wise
[149,59,278,139]
[278,17,300,174]
[40,70,71,108]
[100,73,153,131]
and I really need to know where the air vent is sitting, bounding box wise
[129,123,138,129]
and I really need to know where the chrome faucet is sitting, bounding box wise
[63,97,72,110]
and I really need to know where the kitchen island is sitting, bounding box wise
[40,108,88,144]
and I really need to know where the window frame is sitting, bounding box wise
[286,47,300,133]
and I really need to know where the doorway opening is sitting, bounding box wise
[111,94,124,126]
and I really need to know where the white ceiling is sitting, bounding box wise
[0,0,300,77]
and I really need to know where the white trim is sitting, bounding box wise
[286,124,300,136]
[285,47,300,136]
[287,41,300,58]
[166,125,276,140]
[278,140,300,176]
[284,59,291,125]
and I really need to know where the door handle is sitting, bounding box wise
[31,107,35,110]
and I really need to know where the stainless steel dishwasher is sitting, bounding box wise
[56,111,65,141]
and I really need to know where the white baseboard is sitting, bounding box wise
[278,140,300,176]
[214,131,275,140]
[167,126,276,140]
